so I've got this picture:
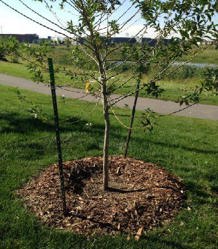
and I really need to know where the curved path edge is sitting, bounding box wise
[0,73,218,121]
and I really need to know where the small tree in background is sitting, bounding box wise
[27,0,217,191]
[0,36,20,62]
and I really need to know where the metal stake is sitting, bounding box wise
[48,57,67,216]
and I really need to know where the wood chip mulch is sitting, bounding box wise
[17,156,185,237]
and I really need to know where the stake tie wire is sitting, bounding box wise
[110,107,144,130]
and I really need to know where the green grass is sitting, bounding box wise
[0,84,217,249]
[179,46,218,65]
[0,61,32,79]
[0,61,81,87]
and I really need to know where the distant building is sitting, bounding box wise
[201,39,214,45]
[141,37,157,46]
[0,34,39,43]
[77,36,171,46]
[109,37,137,44]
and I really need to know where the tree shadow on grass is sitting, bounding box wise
[0,111,128,143]
[0,112,97,134]
[185,180,216,206]
[1,111,217,158]
[146,236,192,249]
[0,112,55,133]
[2,111,217,157]
[145,139,218,156]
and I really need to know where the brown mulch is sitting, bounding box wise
[17,156,185,237]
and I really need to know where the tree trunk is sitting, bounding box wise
[102,83,110,191]
[92,44,110,191]
[124,77,141,158]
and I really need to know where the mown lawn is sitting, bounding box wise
[1,60,218,105]
[0,84,217,249]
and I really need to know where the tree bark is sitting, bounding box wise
[94,51,110,191]
[85,16,110,190]
[101,83,110,191]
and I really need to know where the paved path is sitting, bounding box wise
[0,73,218,121]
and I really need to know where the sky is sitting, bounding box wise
[0,0,155,38]
[0,0,217,39]
[0,0,70,38]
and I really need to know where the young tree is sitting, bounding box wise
[3,0,215,191]
[31,0,216,191]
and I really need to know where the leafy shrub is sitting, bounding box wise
[0,36,20,62]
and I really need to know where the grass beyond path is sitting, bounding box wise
[0,61,218,105]
[179,47,218,65]
[0,85,217,249]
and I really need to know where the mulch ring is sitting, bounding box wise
[17,156,185,238]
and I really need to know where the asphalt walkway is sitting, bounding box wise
[0,73,218,121]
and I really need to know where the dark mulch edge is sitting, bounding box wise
[17,156,185,238]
